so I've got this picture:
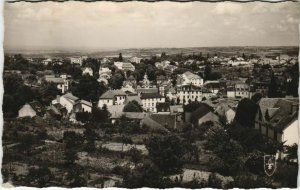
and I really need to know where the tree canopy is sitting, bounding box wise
[146,134,186,174]
[123,100,143,112]
[72,75,107,102]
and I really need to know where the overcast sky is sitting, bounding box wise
[4,1,300,50]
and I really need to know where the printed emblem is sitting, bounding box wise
[264,155,276,176]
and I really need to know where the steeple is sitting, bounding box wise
[143,71,150,88]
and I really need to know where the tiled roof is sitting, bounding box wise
[113,90,127,96]
[100,90,126,99]
[100,91,115,99]
[28,101,45,115]
[258,98,299,130]
[107,105,125,118]
[63,93,79,102]
[140,93,164,99]
[183,71,202,80]
[191,104,214,121]
[45,77,65,83]
[157,75,167,80]
[150,113,176,129]
[267,107,279,118]
[125,95,142,105]
[123,112,146,120]
[136,87,159,94]
[141,116,169,133]
[80,100,93,107]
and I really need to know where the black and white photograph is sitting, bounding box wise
[1,0,299,188]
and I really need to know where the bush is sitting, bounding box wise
[273,162,298,188]
[208,173,223,188]
[233,173,272,188]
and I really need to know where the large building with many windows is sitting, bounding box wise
[177,71,204,87]
[141,93,165,112]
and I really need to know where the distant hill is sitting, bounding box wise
[4,46,299,58]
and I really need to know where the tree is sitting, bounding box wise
[286,62,299,97]
[91,106,110,123]
[119,53,123,62]
[215,140,244,175]
[234,98,258,128]
[39,82,61,106]
[72,75,106,102]
[109,72,125,89]
[122,160,164,188]
[76,112,91,123]
[204,65,212,80]
[285,144,298,161]
[244,151,264,175]
[64,149,78,165]
[63,131,84,149]
[18,134,39,155]
[208,173,223,188]
[64,165,87,187]
[146,135,186,174]
[128,147,143,166]
[268,73,281,98]
[123,100,143,112]
[242,53,246,60]
[176,97,180,105]
[204,126,229,150]
[251,93,262,103]
[121,135,133,152]
[204,126,245,175]
[161,52,167,60]
[68,65,83,80]
[274,162,298,188]
[25,166,52,187]
[227,123,265,152]
[233,173,272,188]
[3,74,39,117]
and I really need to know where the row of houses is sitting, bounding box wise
[18,93,93,121]
[98,90,166,113]
[18,91,299,156]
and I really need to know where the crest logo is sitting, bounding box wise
[264,155,276,176]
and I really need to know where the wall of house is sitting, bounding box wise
[182,77,203,87]
[227,91,235,98]
[115,96,126,105]
[225,109,236,124]
[98,99,113,108]
[18,104,36,118]
[282,119,299,146]
[82,104,92,113]
[178,91,202,104]
[83,69,93,76]
[235,90,250,98]
[60,97,74,113]
[142,97,165,112]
